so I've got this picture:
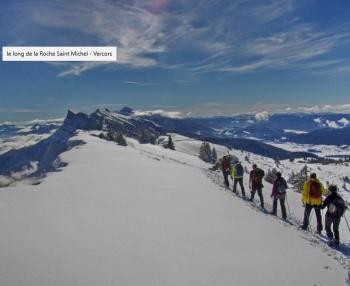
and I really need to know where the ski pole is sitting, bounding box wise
[344,214,350,233]
[285,194,291,217]
[307,210,313,233]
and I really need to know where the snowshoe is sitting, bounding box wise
[327,239,339,248]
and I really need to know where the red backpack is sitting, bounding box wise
[309,181,322,199]
[222,157,231,171]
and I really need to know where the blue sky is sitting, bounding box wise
[1,0,350,121]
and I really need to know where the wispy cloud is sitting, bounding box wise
[123,81,156,86]
[174,79,198,84]
[0,108,44,113]
[133,109,183,118]
[297,104,350,113]
[3,0,350,76]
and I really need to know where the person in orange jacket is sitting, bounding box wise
[301,173,325,233]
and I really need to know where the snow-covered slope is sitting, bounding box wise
[0,131,348,286]
[172,134,350,240]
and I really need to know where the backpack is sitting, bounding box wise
[276,179,287,194]
[329,197,346,218]
[252,169,264,185]
[236,164,244,177]
[222,157,231,171]
[309,181,322,199]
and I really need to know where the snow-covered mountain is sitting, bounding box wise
[2,107,350,284]
[0,108,164,181]
[0,108,307,182]
[0,131,349,286]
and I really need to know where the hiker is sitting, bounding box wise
[249,164,265,208]
[222,155,231,188]
[270,172,288,220]
[320,185,347,247]
[231,161,246,197]
[301,173,325,233]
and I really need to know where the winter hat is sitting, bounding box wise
[328,185,338,193]
[276,172,282,178]
[310,173,317,179]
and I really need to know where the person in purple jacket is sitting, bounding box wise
[270,172,288,220]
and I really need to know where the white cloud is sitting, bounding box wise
[312,117,350,129]
[0,133,53,155]
[325,120,340,129]
[0,161,38,187]
[298,104,350,113]
[133,109,183,118]
[4,0,350,76]
[14,0,166,77]
[0,108,43,113]
[26,118,63,125]
[123,81,155,86]
[313,118,322,124]
[255,111,269,121]
[0,118,63,126]
[338,117,350,127]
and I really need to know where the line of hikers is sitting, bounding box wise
[218,154,348,248]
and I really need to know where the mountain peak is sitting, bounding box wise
[63,110,89,130]
[119,106,134,116]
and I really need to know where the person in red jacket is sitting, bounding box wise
[222,155,231,188]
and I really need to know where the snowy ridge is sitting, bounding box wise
[0,131,348,285]
[0,108,164,182]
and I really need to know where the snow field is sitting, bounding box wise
[0,131,347,285]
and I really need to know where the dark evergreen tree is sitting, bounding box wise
[150,135,157,145]
[137,127,154,144]
[264,168,278,184]
[166,135,175,150]
[199,142,214,163]
[115,133,127,146]
[288,165,309,192]
[212,147,217,163]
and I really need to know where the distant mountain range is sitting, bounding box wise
[139,111,350,146]
[2,109,350,146]
[203,137,316,160]
[144,111,350,144]
[1,107,328,179]
[287,126,350,146]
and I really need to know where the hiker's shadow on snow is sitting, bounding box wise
[207,170,350,265]
[302,234,350,262]
[339,242,350,258]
